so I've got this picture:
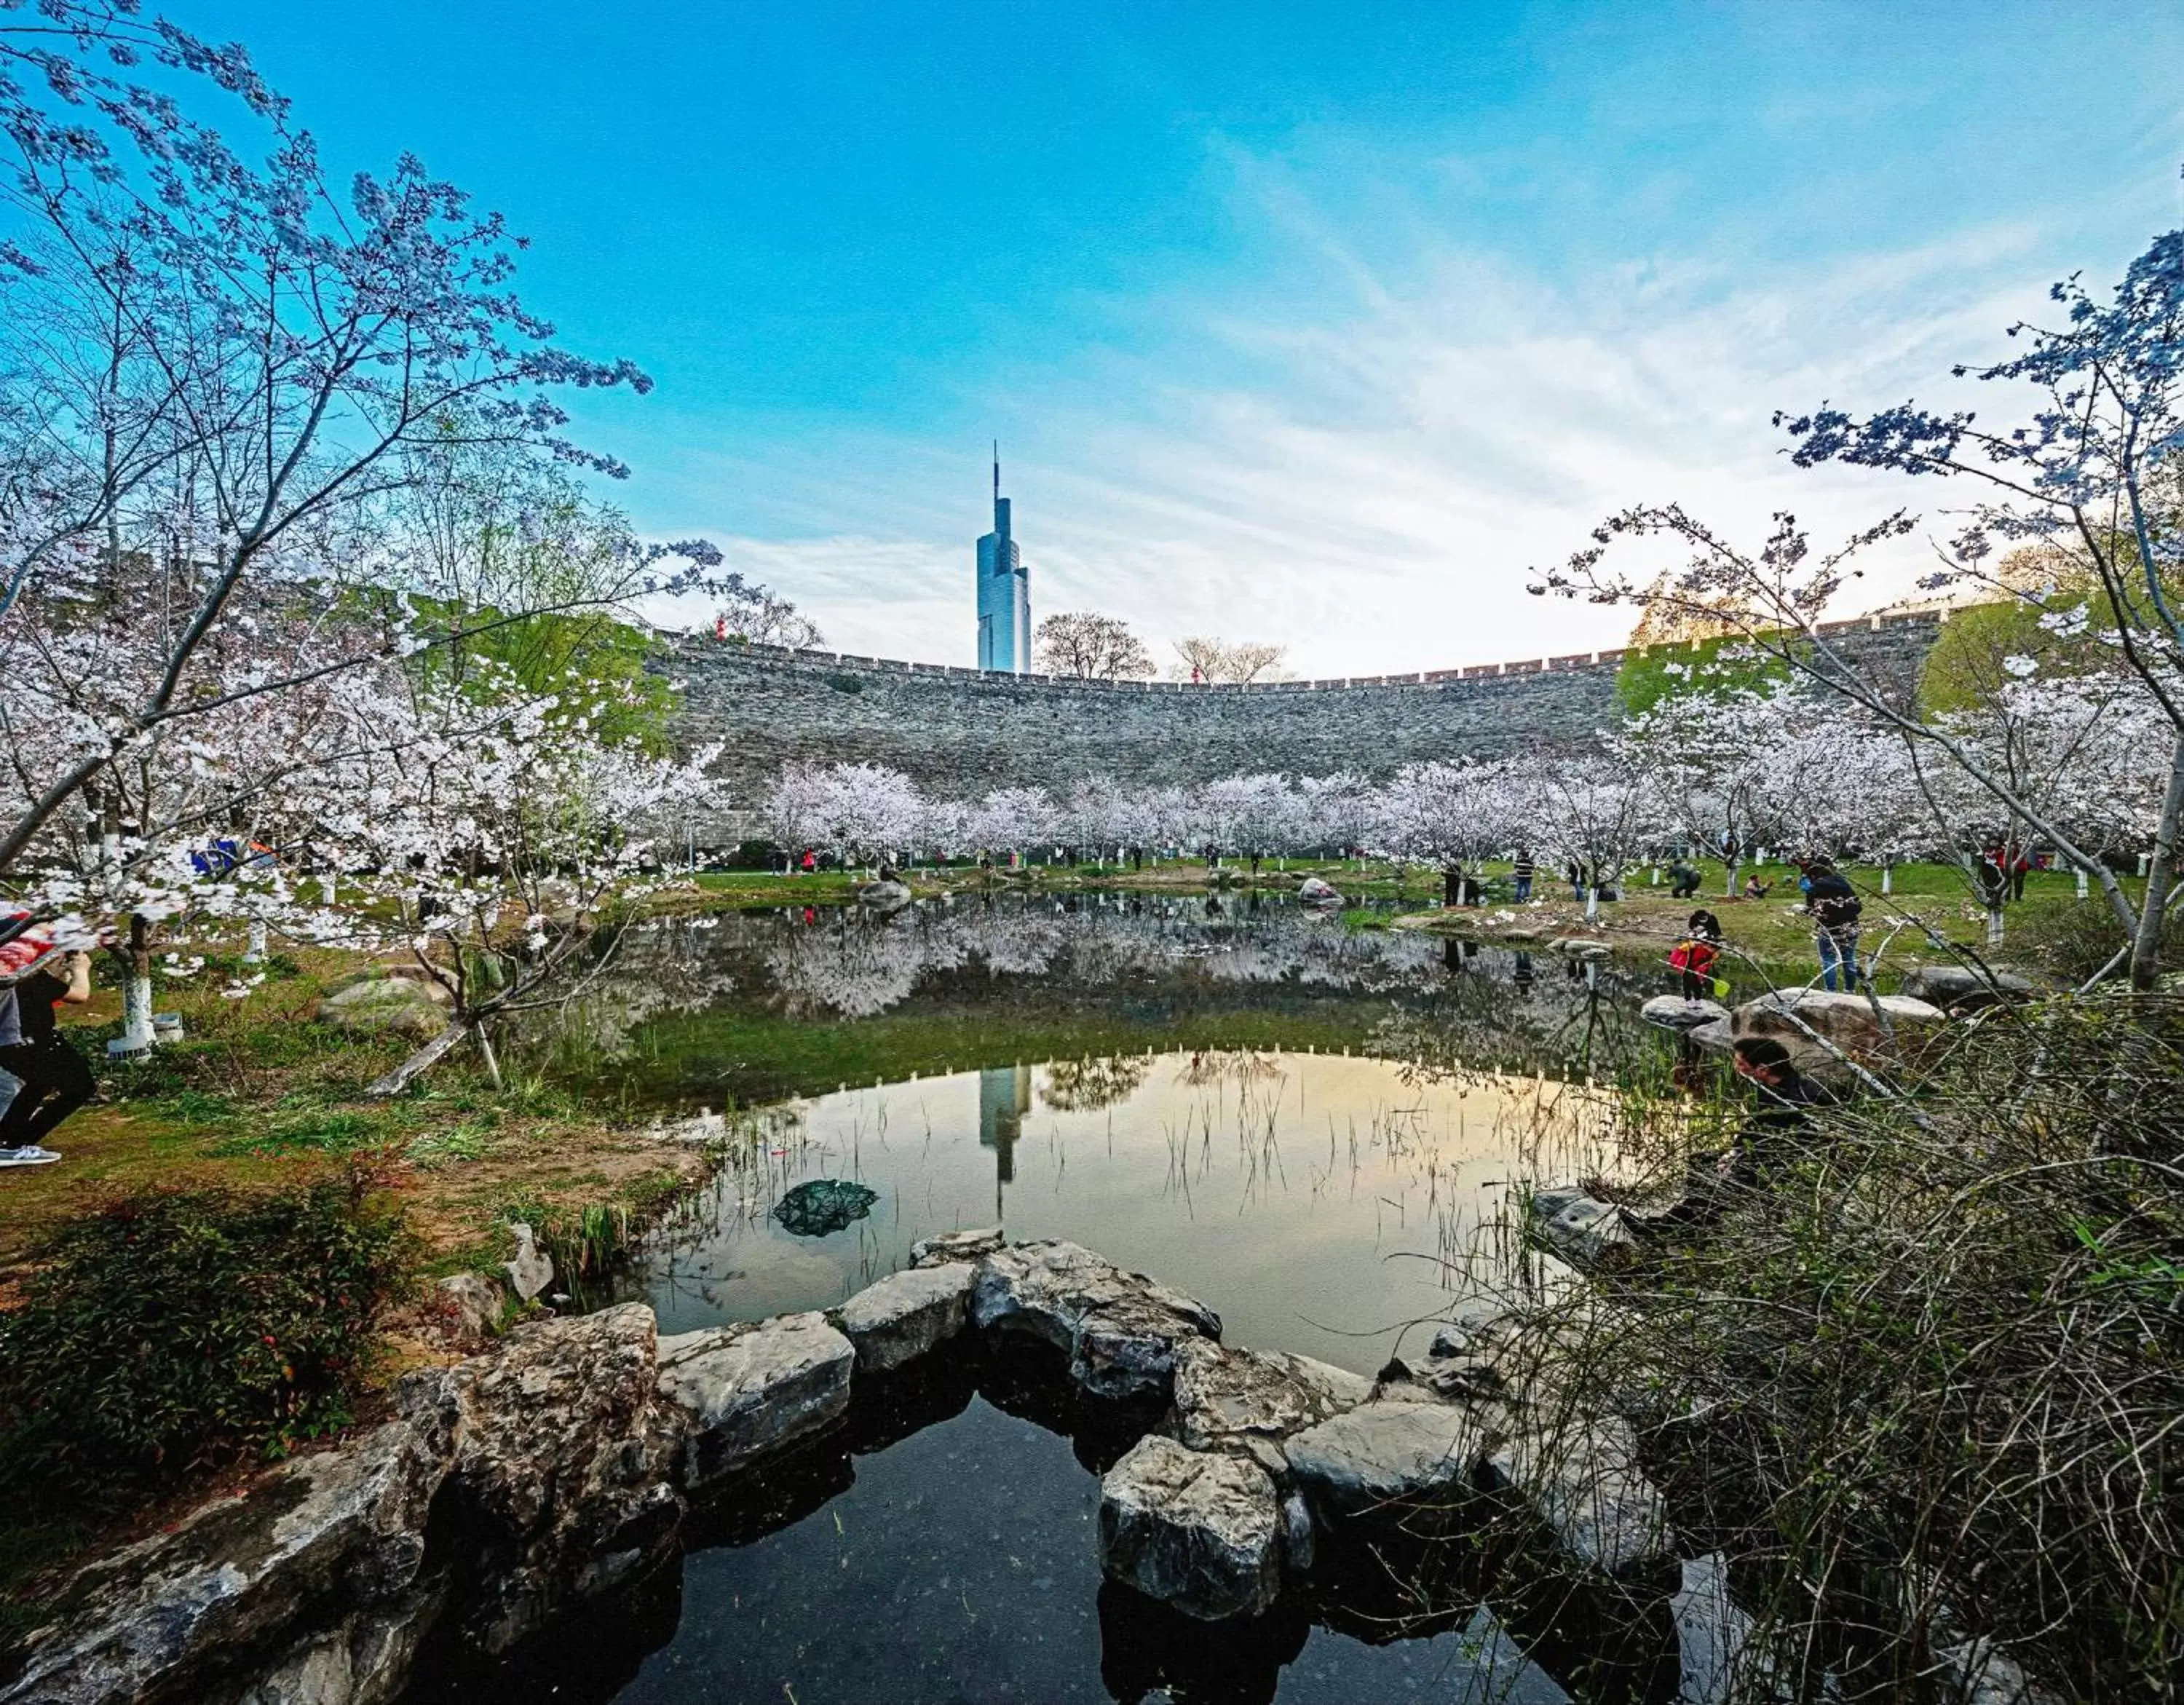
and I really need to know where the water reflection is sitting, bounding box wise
[635,1047,1633,1374]
[521,893,1671,1114]
[408,1364,1577,1705]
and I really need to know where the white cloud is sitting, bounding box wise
[647,202,2076,678]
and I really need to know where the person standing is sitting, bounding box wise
[1511,849,1535,903]
[0,946,94,1163]
[1801,861,1863,992]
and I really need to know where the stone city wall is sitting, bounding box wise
[660,613,1942,803]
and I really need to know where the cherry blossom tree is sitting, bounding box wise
[0,4,736,873]
[1532,218,2184,984]
[1615,686,1802,895]
[1372,760,1527,904]
[760,762,924,870]
[1528,755,1654,923]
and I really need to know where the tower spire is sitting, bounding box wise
[992,441,1000,508]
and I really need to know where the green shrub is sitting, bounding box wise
[0,1173,406,1499]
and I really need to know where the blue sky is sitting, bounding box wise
[198,1,2184,672]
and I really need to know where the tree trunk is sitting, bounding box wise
[242,919,267,964]
[111,914,156,1056]
[1724,856,1741,898]
[2076,866,2089,901]
[1880,863,1893,895]
[1585,885,1601,922]
[1986,903,2006,948]
[2129,727,2184,989]
[366,1019,471,1097]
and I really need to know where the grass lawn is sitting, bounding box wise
[0,948,706,1288]
[1391,856,2122,987]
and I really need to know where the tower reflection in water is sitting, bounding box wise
[978,1062,1031,1217]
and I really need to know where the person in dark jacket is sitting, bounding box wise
[1800,861,1863,992]
[0,946,94,1161]
[1667,859,1702,900]
[1511,850,1535,903]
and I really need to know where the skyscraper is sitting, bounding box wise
[976,451,1031,673]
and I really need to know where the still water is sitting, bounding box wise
[643,1046,1626,1375]
[436,893,1693,1705]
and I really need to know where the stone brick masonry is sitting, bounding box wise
[658,614,1940,803]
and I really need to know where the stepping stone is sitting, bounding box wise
[1099,1435,1283,1620]
[656,1312,853,1489]
[832,1263,976,1374]
[973,1240,1220,1401]
[1283,1397,1497,1516]
[1171,1340,1373,1474]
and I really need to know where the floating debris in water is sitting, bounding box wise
[772,1176,880,1237]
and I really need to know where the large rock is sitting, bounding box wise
[1296,877,1342,906]
[910,1226,1005,1267]
[1527,1189,1642,1270]
[1640,994,1729,1032]
[0,1421,446,1705]
[1283,1397,1497,1516]
[856,878,913,911]
[832,1264,975,1374]
[655,1310,855,1487]
[316,974,450,1040]
[431,1272,507,1351]
[971,1240,1221,1401]
[1170,1339,1372,1475]
[1097,1436,1283,1621]
[1687,1016,1734,1054]
[223,1589,439,1705]
[1729,989,1947,1087]
[395,1303,682,1653]
[1899,964,2039,1013]
[1487,1415,1673,1581]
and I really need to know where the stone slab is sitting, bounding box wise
[1098,1435,1283,1620]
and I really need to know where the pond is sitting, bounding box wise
[417,892,1701,1704]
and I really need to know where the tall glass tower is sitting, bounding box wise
[976,452,1031,672]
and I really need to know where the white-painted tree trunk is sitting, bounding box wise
[322,871,339,906]
[115,972,155,1055]
[1880,864,1894,895]
[2076,866,2089,901]
[1585,886,1601,922]
[1986,905,2007,947]
[241,919,267,964]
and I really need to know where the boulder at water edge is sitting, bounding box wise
[0,1421,445,1705]
[1640,994,1730,1032]
[1527,1190,1642,1270]
[395,1303,684,1653]
[910,1225,1005,1267]
[1728,989,1946,1088]
[317,973,450,1040]
[1898,964,2040,1013]
[655,1311,855,1490]
[1487,1414,1673,1583]
[856,878,912,911]
[972,1240,1221,1401]
[1170,1339,1374,1476]
[1098,1436,1284,1620]
[1296,877,1342,905]
[832,1262,976,1374]
[1283,1397,1498,1517]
